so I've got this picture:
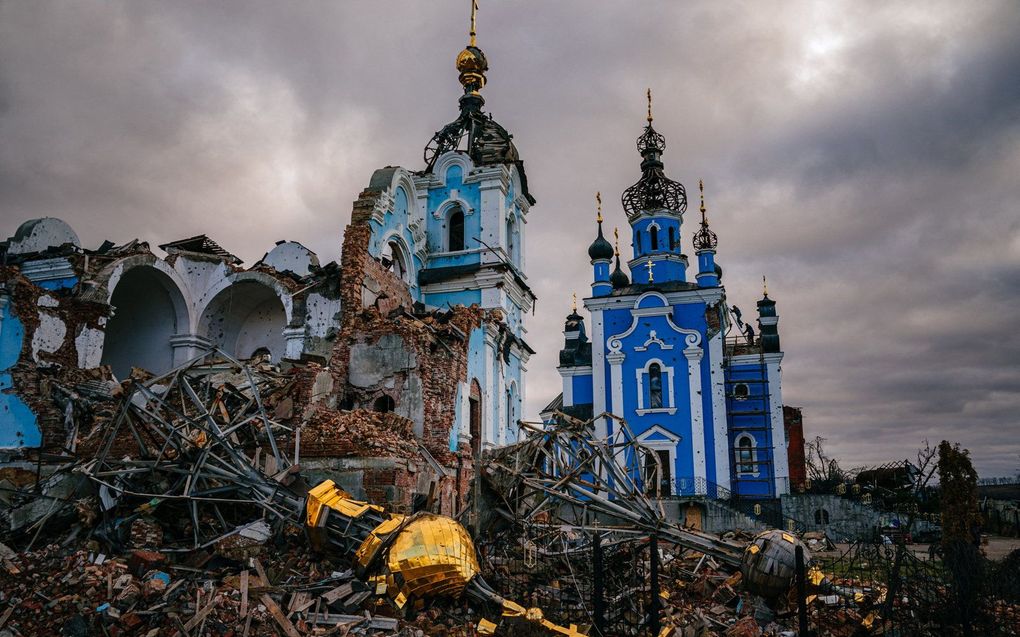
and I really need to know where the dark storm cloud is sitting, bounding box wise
[1,1,1017,476]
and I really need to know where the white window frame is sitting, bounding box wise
[635,357,677,415]
[734,433,759,478]
[637,425,681,497]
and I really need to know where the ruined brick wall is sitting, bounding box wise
[783,405,807,490]
[329,189,486,460]
[1,267,111,455]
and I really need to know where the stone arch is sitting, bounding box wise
[198,277,290,362]
[101,264,190,378]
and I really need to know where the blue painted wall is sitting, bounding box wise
[0,300,41,448]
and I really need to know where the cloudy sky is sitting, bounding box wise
[2,1,1018,477]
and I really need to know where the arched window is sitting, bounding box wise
[650,225,659,250]
[506,216,516,266]
[469,379,482,457]
[635,230,642,253]
[383,240,407,281]
[733,383,750,400]
[648,363,663,409]
[448,208,465,252]
[668,227,676,250]
[814,509,830,525]
[736,434,756,475]
[374,395,395,413]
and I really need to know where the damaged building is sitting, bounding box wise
[0,22,535,518]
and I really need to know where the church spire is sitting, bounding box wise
[456,0,488,97]
[621,90,687,220]
[610,227,630,289]
[589,192,614,297]
[694,179,720,288]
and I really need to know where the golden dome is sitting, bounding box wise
[456,45,488,93]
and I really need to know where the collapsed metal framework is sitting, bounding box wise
[483,410,746,566]
[79,348,304,550]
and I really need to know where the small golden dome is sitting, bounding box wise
[456,45,488,93]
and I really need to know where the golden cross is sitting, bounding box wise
[763,275,769,297]
[572,292,577,313]
[596,191,603,223]
[613,227,620,255]
[646,258,654,283]
[469,0,478,46]
[646,88,653,123]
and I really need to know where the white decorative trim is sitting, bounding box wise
[429,152,474,186]
[606,292,701,354]
[557,366,593,376]
[637,426,680,497]
[685,345,707,493]
[463,165,510,191]
[708,331,730,491]
[591,308,607,441]
[433,196,475,221]
[584,287,725,311]
[635,330,672,352]
[734,433,760,478]
[370,190,395,225]
[634,357,676,415]
[766,359,790,495]
[627,252,688,270]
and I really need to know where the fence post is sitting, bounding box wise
[592,531,606,636]
[649,534,661,636]
[795,544,809,636]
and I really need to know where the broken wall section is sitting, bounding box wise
[316,187,494,515]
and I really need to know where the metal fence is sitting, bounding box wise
[801,540,1020,636]
[476,528,661,636]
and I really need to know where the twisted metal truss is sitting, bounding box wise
[483,411,745,565]
[80,348,304,550]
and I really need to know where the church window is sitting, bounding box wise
[449,208,465,252]
[635,230,642,252]
[650,225,659,250]
[506,216,517,267]
[733,383,750,400]
[735,434,756,476]
[374,394,395,413]
[636,359,675,414]
[383,240,408,282]
[668,227,676,250]
[648,363,663,409]
[814,508,830,525]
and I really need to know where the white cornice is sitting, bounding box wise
[557,366,593,377]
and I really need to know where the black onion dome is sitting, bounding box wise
[610,255,630,288]
[588,223,614,261]
[621,123,686,220]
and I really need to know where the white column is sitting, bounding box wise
[606,351,627,474]
[483,331,497,450]
[591,309,607,440]
[709,331,731,492]
[283,326,306,360]
[169,334,214,366]
[560,370,574,406]
[766,354,790,495]
[684,346,707,495]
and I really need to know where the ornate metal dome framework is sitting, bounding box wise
[621,122,687,219]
